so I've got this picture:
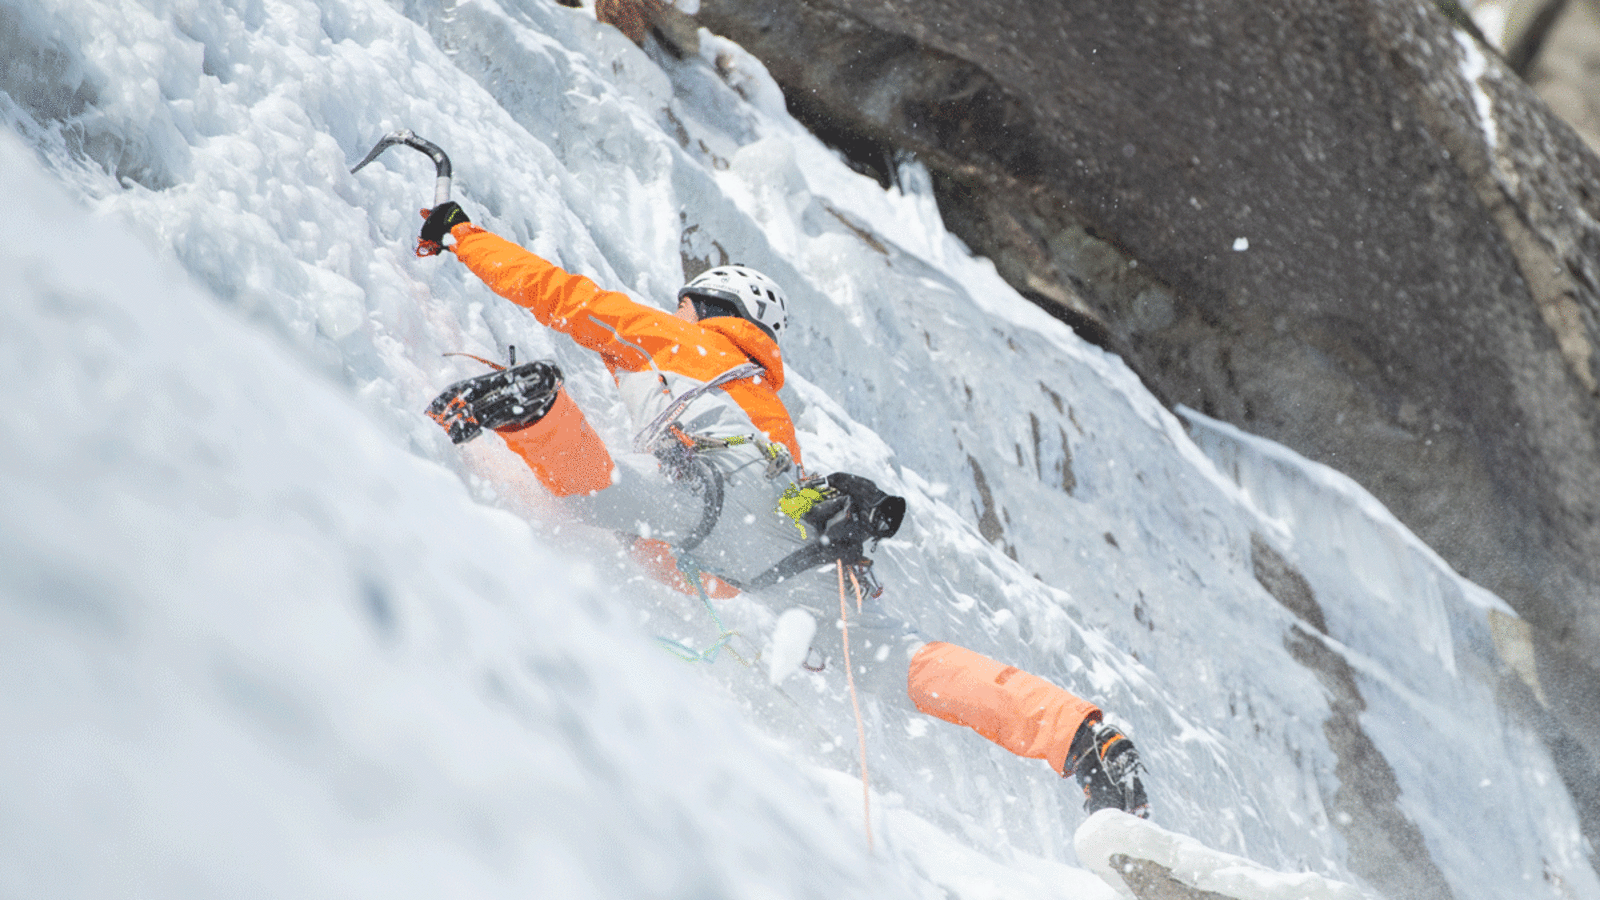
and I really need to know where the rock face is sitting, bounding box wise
[693,0,1600,866]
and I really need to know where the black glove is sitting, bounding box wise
[420,201,471,246]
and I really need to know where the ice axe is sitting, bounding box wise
[350,129,454,256]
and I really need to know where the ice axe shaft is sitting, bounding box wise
[350,129,453,207]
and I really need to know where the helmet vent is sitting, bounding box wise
[678,265,789,342]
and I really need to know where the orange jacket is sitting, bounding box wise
[449,224,801,465]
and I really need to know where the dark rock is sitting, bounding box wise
[1251,534,1327,635]
[1286,625,1456,900]
[1107,854,1238,900]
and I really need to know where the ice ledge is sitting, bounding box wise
[1074,810,1371,900]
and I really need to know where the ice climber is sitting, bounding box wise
[417,200,1150,818]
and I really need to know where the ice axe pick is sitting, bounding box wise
[350,129,454,256]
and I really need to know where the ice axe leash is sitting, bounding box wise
[350,129,454,257]
[442,345,516,372]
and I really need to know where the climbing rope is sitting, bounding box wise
[839,561,874,852]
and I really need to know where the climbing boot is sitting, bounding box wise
[427,360,563,444]
[1067,720,1150,819]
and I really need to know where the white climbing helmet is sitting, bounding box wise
[678,265,789,342]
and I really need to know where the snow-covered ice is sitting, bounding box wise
[1,0,1594,897]
[1077,810,1366,900]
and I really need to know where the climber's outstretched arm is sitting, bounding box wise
[444,222,698,374]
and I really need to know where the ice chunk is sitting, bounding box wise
[767,607,817,685]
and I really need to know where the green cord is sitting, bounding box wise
[655,556,753,666]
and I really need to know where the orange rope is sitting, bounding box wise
[838,562,874,852]
[441,351,506,371]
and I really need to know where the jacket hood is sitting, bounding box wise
[700,317,785,390]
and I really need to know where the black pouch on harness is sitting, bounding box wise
[745,472,906,592]
[814,472,906,542]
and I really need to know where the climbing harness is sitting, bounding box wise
[652,426,726,553]
[630,364,900,693]
[654,427,793,550]
[639,362,792,554]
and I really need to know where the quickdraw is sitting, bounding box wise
[652,422,794,554]
[632,362,763,454]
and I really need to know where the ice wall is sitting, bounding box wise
[1,0,1594,896]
